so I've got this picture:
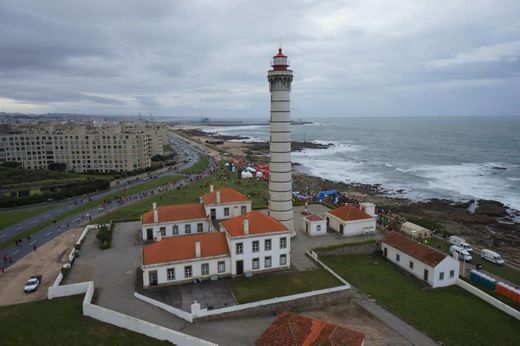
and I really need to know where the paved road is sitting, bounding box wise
[1,133,217,270]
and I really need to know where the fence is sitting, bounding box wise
[456,279,520,320]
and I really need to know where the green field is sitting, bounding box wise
[0,166,113,187]
[0,295,166,345]
[321,255,520,345]
[0,205,55,230]
[95,165,269,223]
[229,269,342,304]
[181,156,209,174]
[0,175,182,251]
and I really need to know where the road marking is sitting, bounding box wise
[29,240,37,246]
[16,226,23,231]
[45,232,52,237]
[30,219,38,224]
[11,249,20,256]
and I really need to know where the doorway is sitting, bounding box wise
[236,260,244,275]
[149,270,158,286]
[383,247,388,258]
[210,209,216,220]
[423,269,429,281]
[146,228,153,240]
[339,224,344,235]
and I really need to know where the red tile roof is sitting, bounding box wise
[141,203,207,224]
[201,187,250,204]
[304,214,324,222]
[143,232,229,265]
[326,204,373,222]
[255,311,365,346]
[383,231,446,267]
[222,211,288,237]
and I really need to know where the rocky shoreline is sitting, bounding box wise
[176,126,520,262]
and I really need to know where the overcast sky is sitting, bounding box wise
[1,0,519,118]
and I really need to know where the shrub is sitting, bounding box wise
[96,224,113,249]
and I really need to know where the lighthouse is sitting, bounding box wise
[268,48,295,236]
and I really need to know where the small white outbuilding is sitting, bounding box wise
[325,204,376,237]
[303,214,327,237]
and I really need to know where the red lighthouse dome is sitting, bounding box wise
[272,48,289,70]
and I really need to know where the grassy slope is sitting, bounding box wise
[229,269,342,304]
[181,156,209,174]
[0,175,182,250]
[322,255,520,346]
[0,167,112,188]
[95,165,268,223]
[0,295,166,345]
[0,205,54,230]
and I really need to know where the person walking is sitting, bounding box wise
[33,244,37,251]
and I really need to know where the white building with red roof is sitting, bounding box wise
[141,202,210,241]
[303,214,327,237]
[325,204,376,237]
[141,210,292,287]
[200,185,252,220]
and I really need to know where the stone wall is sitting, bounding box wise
[314,241,379,256]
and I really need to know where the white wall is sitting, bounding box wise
[142,256,231,287]
[227,232,291,275]
[326,214,376,237]
[304,220,327,237]
[141,219,209,241]
[204,201,252,220]
[432,256,459,288]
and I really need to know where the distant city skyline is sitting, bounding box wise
[1,0,519,118]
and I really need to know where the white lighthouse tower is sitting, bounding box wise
[268,48,295,236]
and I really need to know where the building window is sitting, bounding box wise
[218,261,225,273]
[265,239,272,251]
[236,242,243,254]
[252,240,259,252]
[316,224,322,232]
[252,258,260,270]
[265,256,272,268]
[280,254,287,266]
[185,224,191,234]
[241,206,247,214]
[409,261,414,269]
[280,237,287,249]
[172,225,179,235]
[224,207,230,216]
[396,254,400,262]
[197,223,203,233]
[201,263,209,276]
[167,268,175,281]
[439,272,444,280]
[184,266,192,278]
[160,227,166,237]
[450,270,455,278]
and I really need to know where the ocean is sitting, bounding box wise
[203,116,520,212]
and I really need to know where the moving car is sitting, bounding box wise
[481,249,505,265]
[24,275,42,293]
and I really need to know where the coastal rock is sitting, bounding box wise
[475,199,508,217]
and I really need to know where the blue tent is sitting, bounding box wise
[317,190,339,202]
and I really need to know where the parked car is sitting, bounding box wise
[24,275,42,293]
[481,249,505,265]
[449,236,473,252]
[449,245,473,262]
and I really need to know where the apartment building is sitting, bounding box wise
[0,122,167,172]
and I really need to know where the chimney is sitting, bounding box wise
[243,219,249,235]
[210,185,214,192]
[153,203,158,223]
[195,240,201,258]
[216,190,221,204]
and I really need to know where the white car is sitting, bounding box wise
[24,275,42,293]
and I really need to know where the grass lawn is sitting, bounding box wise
[96,165,269,223]
[321,255,520,345]
[0,176,182,251]
[0,205,54,230]
[0,295,166,345]
[0,166,113,187]
[229,269,342,304]
[181,156,209,174]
